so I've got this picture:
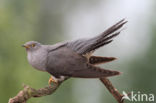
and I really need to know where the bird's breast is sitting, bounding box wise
[27,50,48,71]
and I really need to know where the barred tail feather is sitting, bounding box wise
[83,19,127,54]
[67,19,127,55]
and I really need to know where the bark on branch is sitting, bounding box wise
[9,78,124,103]
[8,79,66,103]
[100,77,124,103]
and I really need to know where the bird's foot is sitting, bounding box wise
[48,75,67,86]
[48,76,58,86]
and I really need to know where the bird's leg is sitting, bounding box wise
[48,75,66,86]
[48,76,58,86]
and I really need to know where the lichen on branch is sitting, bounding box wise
[9,78,124,103]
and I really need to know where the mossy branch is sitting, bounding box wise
[9,77,124,103]
[100,77,124,103]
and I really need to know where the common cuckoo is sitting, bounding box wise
[22,19,127,84]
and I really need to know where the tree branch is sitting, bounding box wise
[100,77,124,103]
[8,78,68,103]
[9,77,124,103]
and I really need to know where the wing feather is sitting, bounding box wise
[46,47,120,78]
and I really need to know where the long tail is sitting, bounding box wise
[67,19,127,55]
[82,19,127,54]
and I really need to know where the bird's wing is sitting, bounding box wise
[66,63,121,78]
[46,41,67,52]
[66,19,127,55]
[89,56,116,65]
[46,46,120,78]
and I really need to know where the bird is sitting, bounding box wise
[22,19,127,85]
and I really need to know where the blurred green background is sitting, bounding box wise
[0,0,156,103]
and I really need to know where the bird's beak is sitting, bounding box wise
[22,44,30,49]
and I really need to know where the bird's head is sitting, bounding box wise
[22,41,42,52]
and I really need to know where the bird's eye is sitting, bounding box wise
[31,44,35,47]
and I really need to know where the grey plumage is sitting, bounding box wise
[23,19,127,80]
[67,19,127,54]
[45,46,120,78]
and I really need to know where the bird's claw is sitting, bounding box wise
[48,76,58,86]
